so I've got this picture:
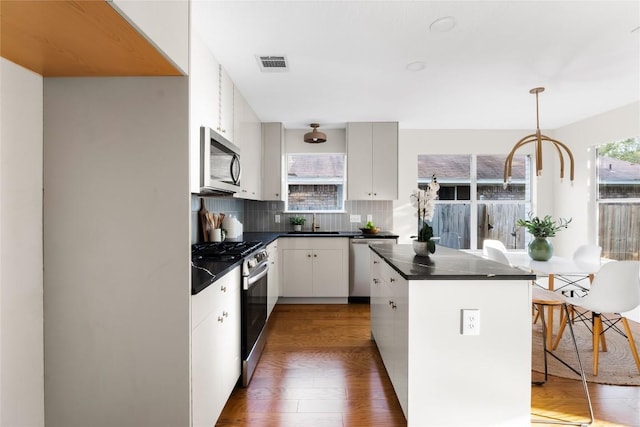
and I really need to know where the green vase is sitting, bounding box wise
[528,237,553,261]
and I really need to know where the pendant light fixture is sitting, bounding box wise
[503,87,575,188]
[304,123,327,143]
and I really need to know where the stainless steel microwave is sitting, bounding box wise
[200,126,241,195]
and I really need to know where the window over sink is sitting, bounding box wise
[285,153,346,212]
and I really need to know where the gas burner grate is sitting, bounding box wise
[192,241,263,259]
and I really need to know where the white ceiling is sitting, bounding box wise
[192,1,640,130]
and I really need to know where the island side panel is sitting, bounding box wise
[407,279,532,427]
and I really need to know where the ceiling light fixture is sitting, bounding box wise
[304,123,327,143]
[503,87,575,187]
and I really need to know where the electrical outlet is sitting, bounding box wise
[275,214,280,223]
[461,309,480,335]
[350,214,361,223]
[367,214,373,222]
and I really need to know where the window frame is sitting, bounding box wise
[284,153,347,213]
[594,138,640,260]
[417,154,532,250]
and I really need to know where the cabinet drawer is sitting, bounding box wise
[192,267,240,329]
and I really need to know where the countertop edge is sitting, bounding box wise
[370,244,537,281]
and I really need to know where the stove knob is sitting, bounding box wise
[248,258,257,268]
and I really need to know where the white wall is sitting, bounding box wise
[43,77,191,427]
[0,59,44,427]
[0,59,45,427]
[552,102,640,256]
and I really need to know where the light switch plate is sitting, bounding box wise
[350,214,361,223]
[275,214,280,223]
[367,214,373,222]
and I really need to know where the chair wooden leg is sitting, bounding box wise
[593,314,602,376]
[546,305,554,348]
[552,307,568,350]
[600,326,608,352]
[622,317,640,374]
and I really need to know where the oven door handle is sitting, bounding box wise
[244,262,269,290]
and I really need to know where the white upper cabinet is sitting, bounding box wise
[262,122,285,201]
[110,0,189,74]
[218,65,235,142]
[346,122,398,200]
[189,31,220,193]
[233,90,262,200]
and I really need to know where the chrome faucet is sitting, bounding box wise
[312,213,320,232]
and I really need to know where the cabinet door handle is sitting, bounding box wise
[307,254,312,258]
[388,300,394,306]
[314,254,317,258]
[391,303,397,310]
[373,260,379,264]
[389,277,395,283]
[221,285,227,292]
[223,311,229,317]
[373,278,379,284]
[217,316,224,323]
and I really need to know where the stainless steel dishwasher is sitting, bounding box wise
[349,237,397,303]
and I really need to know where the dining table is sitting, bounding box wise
[503,252,602,347]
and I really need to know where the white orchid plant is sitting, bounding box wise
[410,173,440,253]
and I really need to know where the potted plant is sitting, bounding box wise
[410,174,439,256]
[516,213,571,261]
[289,215,306,232]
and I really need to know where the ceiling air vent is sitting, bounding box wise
[256,55,288,72]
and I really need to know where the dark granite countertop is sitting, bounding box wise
[370,244,536,281]
[191,258,242,295]
[192,231,399,295]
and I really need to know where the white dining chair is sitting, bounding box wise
[554,244,602,297]
[485,246,510,266]
[482,239,507,256]
[558,260,640,376]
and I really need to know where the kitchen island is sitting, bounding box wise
[370,244,535,427]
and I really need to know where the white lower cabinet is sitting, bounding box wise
[266,240,280,317]
[280,237,349,298]
[191,266,241,427]
[370,251,408,416]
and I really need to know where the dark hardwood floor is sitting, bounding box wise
[217,304,640,427]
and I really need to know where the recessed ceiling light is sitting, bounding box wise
[406,61,426,72]
[430,16,456,33]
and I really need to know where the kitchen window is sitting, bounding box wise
[596,137,640,260]
[285,153,346,212]
[418,154,531,250]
